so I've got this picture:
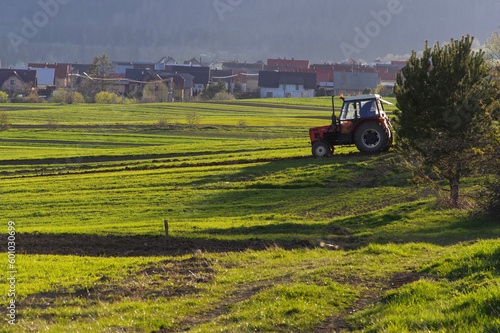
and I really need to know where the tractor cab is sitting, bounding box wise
[309,94,393,157]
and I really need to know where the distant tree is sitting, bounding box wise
[362,87,373,95]
[142,81,169,102]
[201,81,227,100]
[232,78,243,98]
[485,29,500,69]
[394,36,500,207]
[79,53,116,101]
[88,53,116,85]
[375,84,394,97]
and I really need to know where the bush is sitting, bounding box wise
[50,89,86,104]
[375,84,395,97]
[26,91,43,103]
[46,120,59,130]
[0,112,10,131]
[212,91,236,101]
[10,95,25,103]
[0,91,8,103]
[95,91,119,104]
[186,111,200,127]
[49,90,66,103]
[123,98,139,104]
[156,118,169,129]
[69,92,85,104]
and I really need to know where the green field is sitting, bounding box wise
[1,99,499,332]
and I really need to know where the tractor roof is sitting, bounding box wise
[341,94,393,105]
[342,94,380,102]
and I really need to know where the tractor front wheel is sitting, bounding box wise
[312,141,332,158]
[354,122,389,153]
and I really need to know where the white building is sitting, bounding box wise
[258,71,317,98]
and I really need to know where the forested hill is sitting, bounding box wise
[0,0,498,67]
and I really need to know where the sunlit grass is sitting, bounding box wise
[0,98,499,332]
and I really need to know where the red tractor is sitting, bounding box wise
[309,94,393,157]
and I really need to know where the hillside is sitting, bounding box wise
[0,99,499,332]
[1,0,499,67]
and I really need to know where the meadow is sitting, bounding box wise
[0,98,499,332]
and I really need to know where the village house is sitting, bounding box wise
[222,61,264,92]
[0,68,38,96]
[258,71,317,98]
[158,56,177,66]
[331,61,380,95]
[28,63,71,88]
[210,69,248,92]
[124,69,194,101]
[18,67,55,91]
[164,65,210,94]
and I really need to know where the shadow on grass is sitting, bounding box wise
[8,211,498,258]
[334,206,500,248]
[199,222,328,236]
[9,232,314,258]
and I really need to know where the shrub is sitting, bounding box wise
[212,91,236,101]
[25,91,43,103]
[156,118,169,129]
[123,98,139,104]
[51,89,86,104]
[95,91,119,104]
[238,120,248,128]
[46,120,59,130]
[69,92,85,104]
[0,112,10,131]
[0,91,8,103]
[10,95,25,103]
[49,90,66,103]
[186,111,200,127]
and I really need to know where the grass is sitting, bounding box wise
[0,98,499,332]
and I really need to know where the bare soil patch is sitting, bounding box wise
[0,138,159,146]
[12,232,314,257]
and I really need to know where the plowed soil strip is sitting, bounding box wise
[1,155,313,179]
[0,138,160,146]
[10,233,314,257]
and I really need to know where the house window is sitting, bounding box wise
[267,92,273,98]
[296,84,300,90]
[286,93,292,98]
[10,80,15,85]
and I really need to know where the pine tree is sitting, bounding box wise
[394,35,500,207]
[88,53,116,92]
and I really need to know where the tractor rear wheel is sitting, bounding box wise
[312,141,332,158]
[354,122,389,153]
